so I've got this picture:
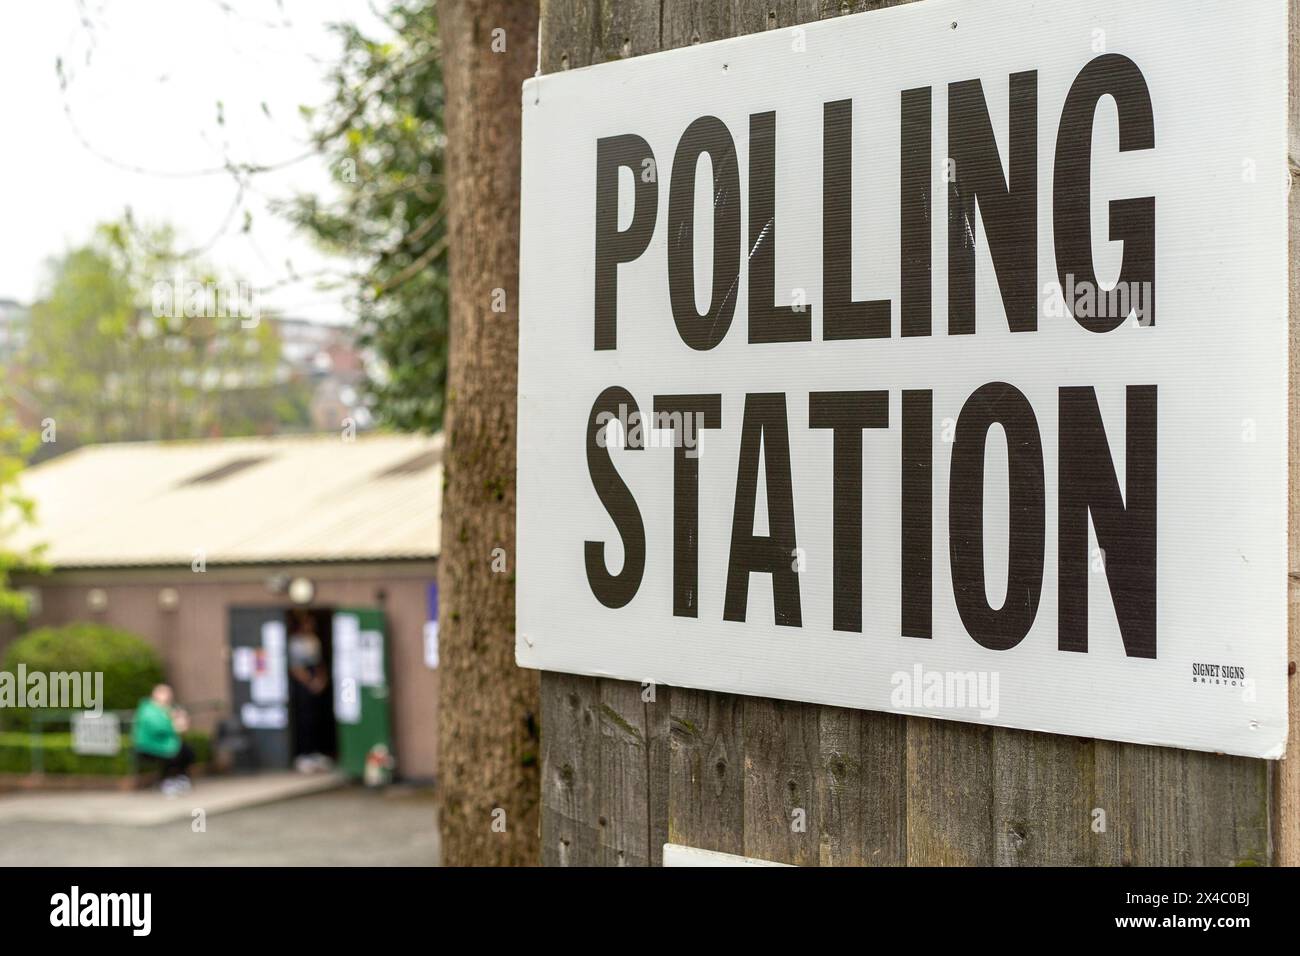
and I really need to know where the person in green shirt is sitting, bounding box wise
[132,684,194,795]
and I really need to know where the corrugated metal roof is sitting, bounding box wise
[11,433,442,568]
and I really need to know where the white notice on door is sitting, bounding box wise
[358,630,385,687]
[333,613,362,724]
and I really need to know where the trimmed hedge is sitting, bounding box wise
[1,623,164,730]
[0,731,211,776]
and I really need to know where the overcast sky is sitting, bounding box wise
[0,0,387,324]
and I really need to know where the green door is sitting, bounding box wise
[331,607,393,778]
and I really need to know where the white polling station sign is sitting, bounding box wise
[516,0,1290,757]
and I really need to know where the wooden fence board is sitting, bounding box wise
[667,687,746,855]
[742,697,822,865]
[595,679,652,866]
[1277,0,1300,869]
[540,673,602,865]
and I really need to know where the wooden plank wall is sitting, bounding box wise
[537,0,1289,866]
[1278,0,1300,869]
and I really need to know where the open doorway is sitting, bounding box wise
[227,604,391,776]
[285,607,338,770]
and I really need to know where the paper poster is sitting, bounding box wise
[251,620,288,704]
[423,620,439,670]
[333,613,361,724]
[241,703,287,729]
[232,646,255,681]
[358,630,385,687]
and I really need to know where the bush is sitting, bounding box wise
[0,623,164,730]
[0,731,210,776]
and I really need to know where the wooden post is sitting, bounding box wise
[536,0,1291,866]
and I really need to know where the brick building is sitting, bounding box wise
[5,432,442,780]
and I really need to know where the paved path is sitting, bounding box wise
[0,784,440,866]
[0,772,345,826]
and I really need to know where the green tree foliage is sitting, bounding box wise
[0,404,40,619]
[281,0,447,432]
[20,218,306,446]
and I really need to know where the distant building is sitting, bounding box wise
[265,317,374,434]
[6,432,442,780]
[0,298,28,364]
[0,299,42,438]
[3,310,375,450]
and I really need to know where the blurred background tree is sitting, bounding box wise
[0,403,40,619]
[18,216,306,450]
[280,0,448,433]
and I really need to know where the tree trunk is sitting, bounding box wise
[437,0,540,866]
